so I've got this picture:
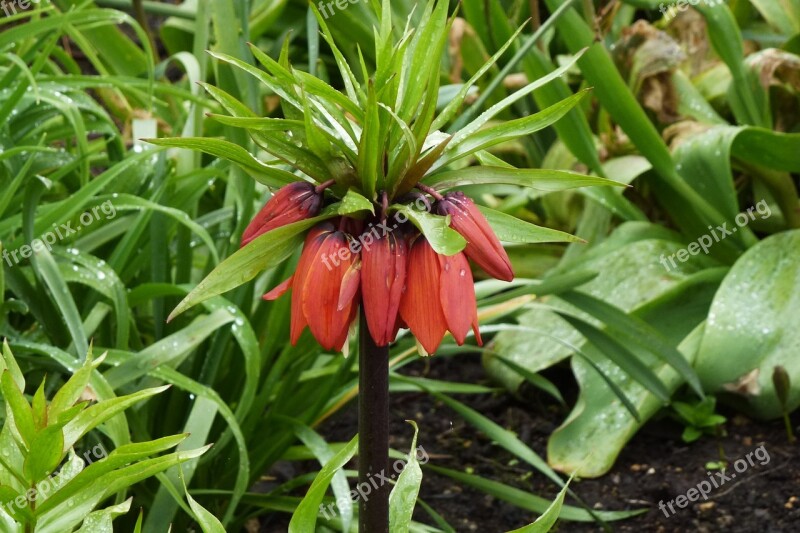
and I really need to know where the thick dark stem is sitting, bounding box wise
[358,312,390,533]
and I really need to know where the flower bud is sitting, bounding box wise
[436,191,513,281]
[241,181,322,246]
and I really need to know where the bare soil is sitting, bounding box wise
[313,354,800,532]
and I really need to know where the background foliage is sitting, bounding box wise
[0,0,798,530]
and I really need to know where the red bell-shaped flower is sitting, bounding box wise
[436,191,513,281]
[399,237,482,355]
[361,231,407,346]
[262,221,360,352]
[242,181,323,246]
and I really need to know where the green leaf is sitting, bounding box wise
[338,189,375,216]
[556,314,671,402]
[436,90,591,169]
[557,291,704,397]
[32,380,47,430]
[183,474,225,533]
[506,477,572,532]
[75,498,132,533]
[358,82,381,199]
[1,340,25,391]
[49,350,105,420]
[23,425,64,483]
[424,166,625,192]
[694,230,800,418]
[1,371,35,448]
[62,385,170,450]
[426,391,564,487]
[426,465,642,522]
[288,435,358,533]
[168,215,332,320]
[392,206,466,256]
[145,137,298,188]
[389,422,423,533]
[104,308,234,388]
[479,206,583,244]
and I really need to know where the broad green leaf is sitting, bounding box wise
[694,230,800,418]
[486,223,715,392]
[104,308,233,388]
[749,0,800,35]
[557,291,704,396]
[548,321,707,477]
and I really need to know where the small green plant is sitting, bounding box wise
[0,340,210,532]
[672,396,727,443]
[772,366,796,444]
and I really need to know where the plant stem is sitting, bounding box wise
[783,411,796,444]
[358,312,390,533]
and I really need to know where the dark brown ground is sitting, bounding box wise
[301,354,799,533]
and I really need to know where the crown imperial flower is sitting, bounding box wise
[258,186,508,354]
[399,237,482,355]
[361,230,407,347]
[263,220,361,352]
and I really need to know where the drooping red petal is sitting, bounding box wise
[438,251,480,345]
[338,258,362,311]
[438,192,514,282]
[290,223,334,345]
[241,181,322,246]
[399,238,448,354]
[301,230,359,351]
[362,232,407,346]
[262,275,293,300]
